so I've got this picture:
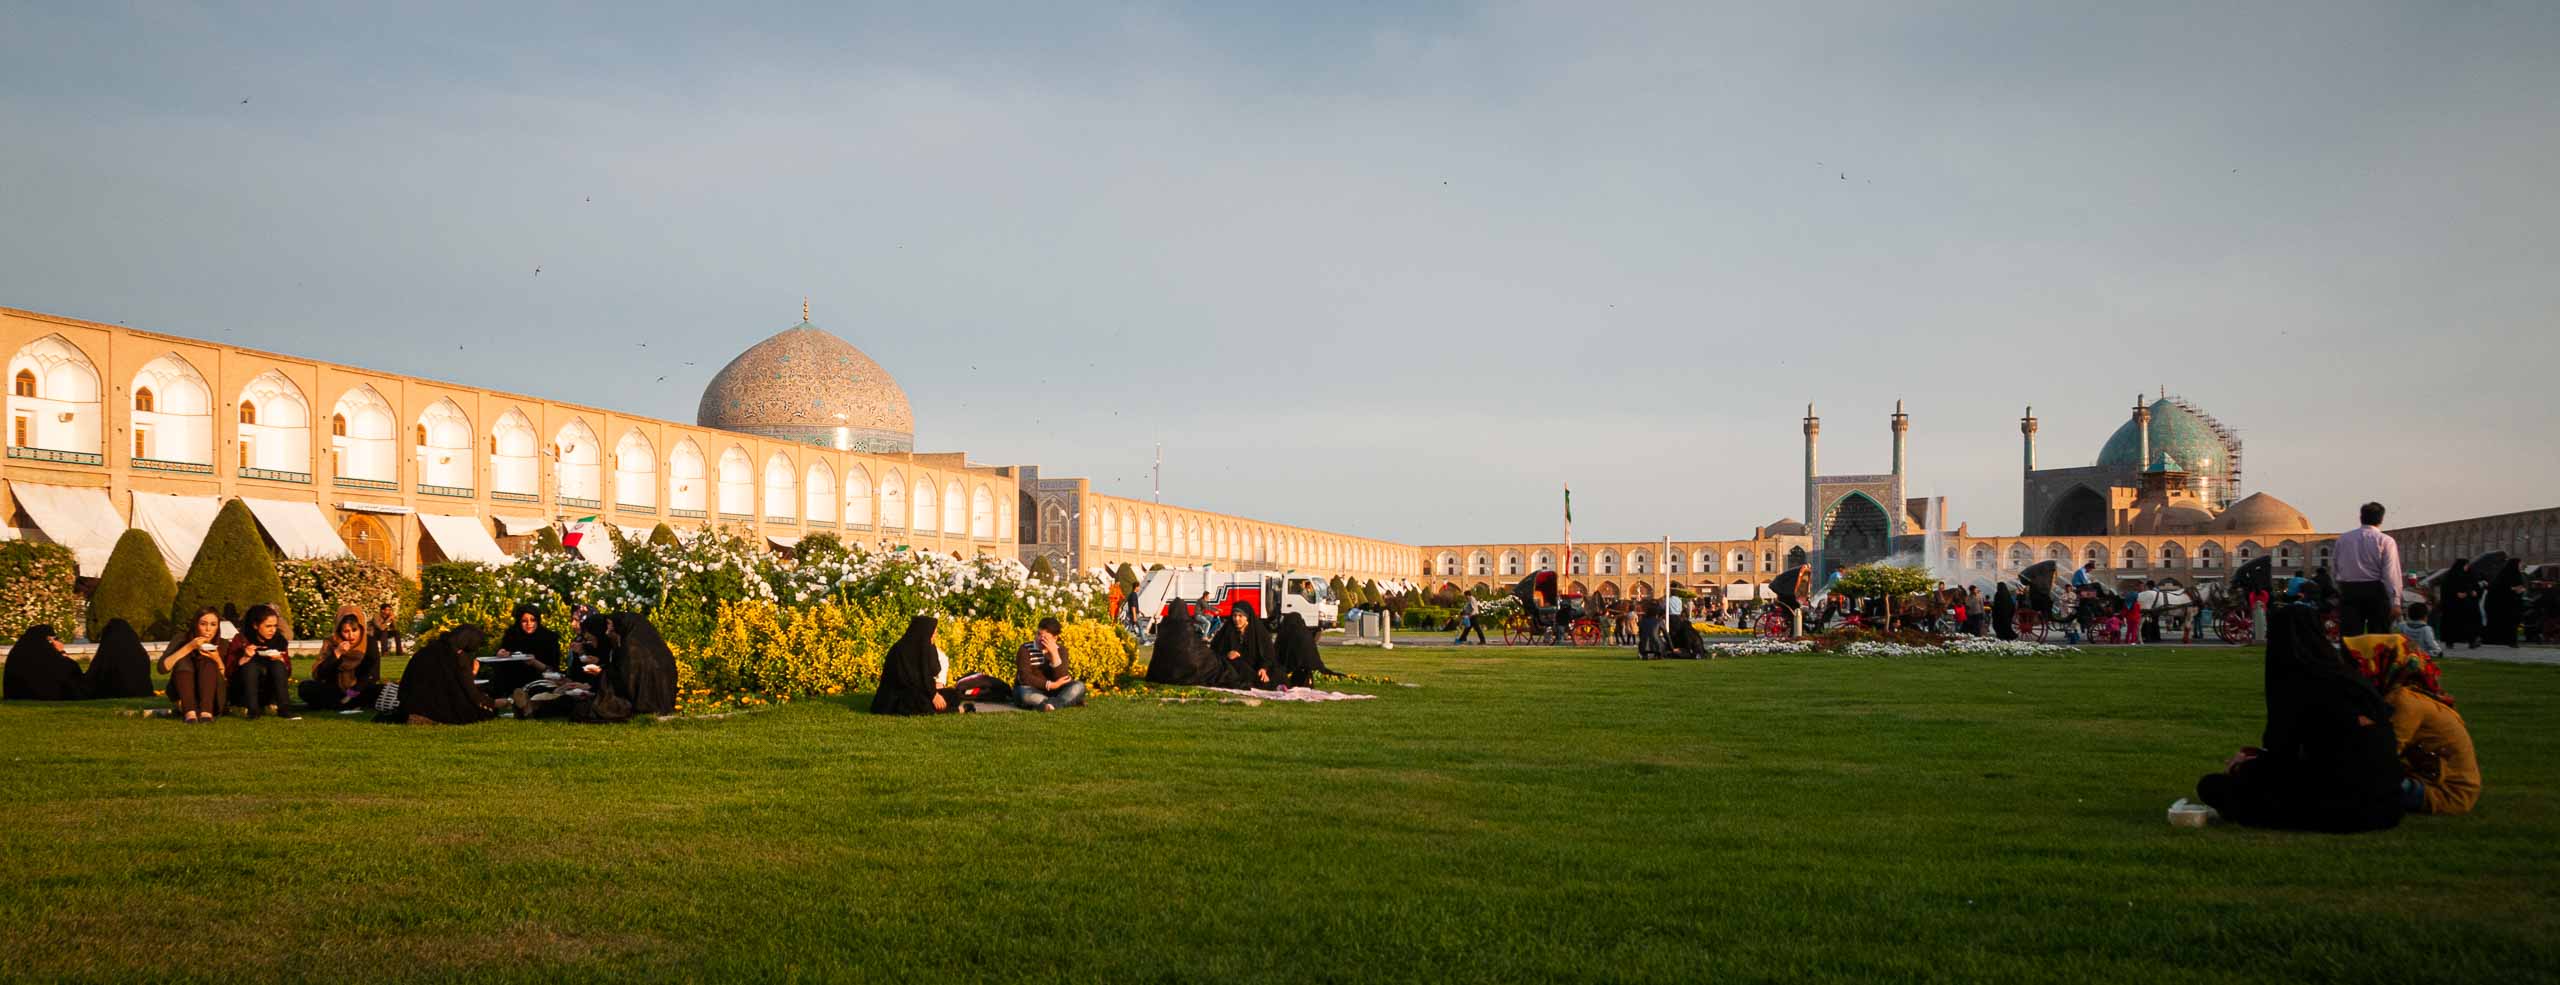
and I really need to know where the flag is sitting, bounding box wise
[561,515,598,548]
[1563,486,1573,527]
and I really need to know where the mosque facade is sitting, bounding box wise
[0,304,1413,587]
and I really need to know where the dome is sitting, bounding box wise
[697,320,914,453]
[1761,518,1807,537]
[2217,492,2313,535]
[2126,502,2216,534]
[2098,399,2228,476]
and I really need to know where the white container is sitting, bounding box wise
[2167,799,2217,828]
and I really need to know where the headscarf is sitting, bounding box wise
[2441,559,2475,594]
[3,625,84,701]
[1211,607,1281,687]
[498,605,562,664]
[2343,633,2449,705]
[319,610,380,691]
[2260,606,2390,753]
[872,615,943,716]
[2490,559,2524,592]
[610,613,679,716]
[389,627,494,724]
[84,618,157,698]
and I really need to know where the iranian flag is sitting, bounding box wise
[561,515,599,548]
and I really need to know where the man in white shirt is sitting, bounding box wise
[2331,501,2404,637]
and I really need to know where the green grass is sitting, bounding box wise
[3,644,2556,983]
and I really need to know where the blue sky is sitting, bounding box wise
[3,2,2552,544]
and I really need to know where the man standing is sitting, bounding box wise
[1452,595,1486,645]
[1014,617,1086,711]
[2332,502,2403,637]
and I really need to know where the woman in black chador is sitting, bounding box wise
[2483,559,2525,649]
[385,626,497,725]
[1211,606,1284,689]
[2436,559,2480,648]
[486,605,563,698]
[1991,583,2019,641]
[2193,608,2403,833]
[1145,602,1251,687]
[1272,612,1336,687]
[612,613,681,717]
[871,615,966,715]
[3,625,85,701]
[84,618,156,699]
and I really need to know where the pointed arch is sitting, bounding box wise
[806,459,837,524]
[715,446,755,518]
[971,484,996,538]
[489,409,538,497]
[129,353,213,465]
[2041,485,2109,537]
[763,453,798,520]
[414,398,474,489]
[235,370,310,476]
[6,334,102,456]
[842,462,872,527]
[329,385,396,482]
[912,476,938,532]
[552,419,602,504]
[878,469,906,529]
[943,479,965,535]
[667,438,707,514]
[614,428,658,509]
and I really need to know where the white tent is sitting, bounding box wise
[242,498,351,560]
[129,492,224,576]
[416,513,509,564]
[8,481,126,576]
[491,514,550,537]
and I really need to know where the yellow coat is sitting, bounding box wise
[2387,687,2480,815]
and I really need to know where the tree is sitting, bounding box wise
[90,528,178,640]
[1828,563,1937,632]
[170,498,291,631]
[531,526,566,554]
[1027,555,1056,582]
[648,523,680,548]
[797,532,848,564]
[1112,563,1139,590]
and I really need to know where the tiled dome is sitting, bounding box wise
[697,320,914,453]
[2098,399,2230,475]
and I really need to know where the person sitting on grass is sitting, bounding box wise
[2194,608,2404,833]
[223,604,298,720]
[84,619,155,699]
[1144,602,1250,688]
[484,605,562,700]
[370,602,405,656]
[3,625,85,701]
[872,615,970,715]
[1274,611,1337,686]
[1211,607,1281,689]
[161,608,228,722]
[612,613,681,717]
[298,610,382,712]
[385,626,497,726]
[1014,617,1086,711]
[2396,602,2445,658]
[2345,632,2480,816]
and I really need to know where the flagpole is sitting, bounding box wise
[1562,484,1572,600]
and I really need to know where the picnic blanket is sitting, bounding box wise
[1194,686,1375,703]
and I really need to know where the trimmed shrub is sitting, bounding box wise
[416,561,567,640]
[647,523,679,548]
[796,532,849,565]
[688,599,1139,699]
[277,557,414,639]
[1026,555,1055,582]
[0,541,83,643]
[531,526,566,554]
[170,499,291,632]
[1112,563,1138,589]
[89,528,178,640]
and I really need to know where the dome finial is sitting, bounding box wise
[802,297,810,323]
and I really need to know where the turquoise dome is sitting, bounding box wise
[2098,399,2228,474]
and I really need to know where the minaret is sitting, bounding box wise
[2021,406,2039,533]
[1803,403,1821,575]
[1889,400,1909,536]
[2132,395,2151,470]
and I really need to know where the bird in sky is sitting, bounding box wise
[533,266,541,275]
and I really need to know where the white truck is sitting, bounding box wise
[1131,567,1338,633]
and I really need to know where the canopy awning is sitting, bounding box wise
[243,498,352,560]
[417,513,509,564]
[130,492,224,576]
[767,534,803,549]
[8,481,126,576]
[491,514,550,537]
[339,501,412,515]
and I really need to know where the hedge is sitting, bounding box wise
[0,541,84,643]
[277,557,415,639]
[688,599,1139,698]
[169,498,291,632]
[89,528,178,640]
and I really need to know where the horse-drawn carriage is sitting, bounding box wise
[1501,571,1603,646]
[1756,564,1812,637]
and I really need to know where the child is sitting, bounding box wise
[2397,602,2444,658]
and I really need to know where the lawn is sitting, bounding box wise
[2,643,2555,983]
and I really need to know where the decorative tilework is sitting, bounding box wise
[696,322,914,453]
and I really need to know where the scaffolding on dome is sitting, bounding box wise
[2163,393,2242,508]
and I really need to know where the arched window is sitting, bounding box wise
[328,386,396,482]
[1471,552,1490,576]
[971,485,996,538]
[238,401,256,425]
[11,370,33,397]
[414,399,474,490]
[806,461,837,524]
[668,439,707,514]
[843,463,872,527]
[129,354,213,465]
[489,410,538,497]
[878,470,906,529]
[8,335,102,455]
[944,480,965,535]
[235,371,309,477]
[716,446,755,517]
[413,423,427,446]
[912,478,937,532]
[134,387,156,412]
[554,420,602,504]
[1502,552,1524,576]
[331,414,347,437]
[614,429,658,509]
[763,453,798,519]
[1971,545,1993,570]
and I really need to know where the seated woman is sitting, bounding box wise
[509,614,623,721]
[223,604,297,720]
[3,625,86,701]
[1210,607,1284,689]
[2195,608,2404,832]
[1144,602,1250,688]
[871,615,969,715]
[85,618,157,699]
[2345,632,2481,816]
[161,608,228,722]
[1273,612,1336,687]
[484,605,563,699]
[611,612,681,717]
[298,610,382,712]
[385,626,497,725]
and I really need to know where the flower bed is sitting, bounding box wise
[1704,631,2076,658]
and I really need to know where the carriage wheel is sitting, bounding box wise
[1760,608,1791,638]
[1571,619,1602,647]
[1499,618,1527,646]
[2218,609,2253,645]
[2017,610,2043,642]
